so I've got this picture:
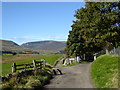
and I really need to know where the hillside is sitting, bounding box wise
[21,40,66,52]
[1,40,23,51]
[1,40,39,54]
[0,40,66,54]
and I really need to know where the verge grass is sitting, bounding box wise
[91,54,120,88]
[1,54,62,76]
[1,68,52,89]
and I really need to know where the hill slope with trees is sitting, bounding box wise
[1,40,66,54]
[1,40,39,54]
[21,41,66,53]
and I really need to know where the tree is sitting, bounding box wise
[12,52,17,56]
[65,2,120,60]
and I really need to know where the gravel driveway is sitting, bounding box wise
[44,62,94,88]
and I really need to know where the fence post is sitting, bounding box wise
[42,59,46,68]
[84,54,85,60]
[70,60,72,64]
[12,63,16,73]
[33,60,36,70]
[106,49,109,54]
[77,56,80,62]
[94,55,96,60]
[113,47,116,54]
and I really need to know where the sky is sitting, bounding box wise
[2,2,85,45]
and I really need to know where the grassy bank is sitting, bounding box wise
[1,54,62,75]
[91,55,120,88]
[1,68,52,89]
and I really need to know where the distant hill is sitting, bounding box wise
[1,40,23,51]
[0,40,66,54]
[21,40,66,52]
[0,40,39,54]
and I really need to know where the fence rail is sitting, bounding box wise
[1,59,63,83]
[12,59,46,73]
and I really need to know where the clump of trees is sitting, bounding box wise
[1,51,39,55]
[65,2,120,60]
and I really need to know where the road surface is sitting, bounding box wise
[44,62,94,88]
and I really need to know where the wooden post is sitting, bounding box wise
[63,59,67,65]
[52,69,57,75]
[106,49,109,55]
[113,47,116,54]
[69,60,71,64]
[42,59,46,68]
[33,60,36,70]
[57,69,62,75]
[12,63,16,73]
[84,54,85,60]
[77,56,80,62]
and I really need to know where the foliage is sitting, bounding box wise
[65,2,120,60]
[91,55,120,88]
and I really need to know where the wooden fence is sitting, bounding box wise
[12,59,46,73]
[1,59,63,83]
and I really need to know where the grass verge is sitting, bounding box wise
[91,54,120,88]
[1,68,52,89]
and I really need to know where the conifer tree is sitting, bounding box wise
[65,2,120,60]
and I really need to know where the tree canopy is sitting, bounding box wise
[65,2,120,60]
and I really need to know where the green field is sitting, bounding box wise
[1,54,62,76]
[91,55,120,88]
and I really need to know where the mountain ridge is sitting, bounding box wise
[1,39,66,54]
[21,40,66,52]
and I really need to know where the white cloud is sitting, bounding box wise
[11,35,68,41]
[10,36,41,45]
[11,37,35,41]
[10,35,67,45]
[42,35,67,41]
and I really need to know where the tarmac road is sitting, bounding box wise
[44,62,94,88]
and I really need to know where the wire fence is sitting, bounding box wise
[109,47,120,56]
[95,47,120,59]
